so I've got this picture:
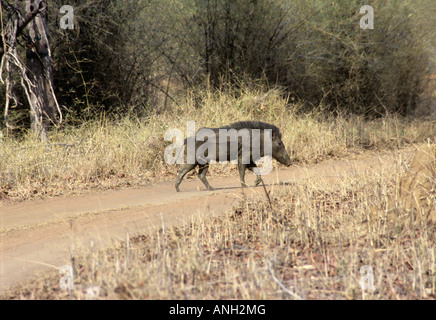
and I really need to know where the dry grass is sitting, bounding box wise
[397,143,436,224]
[1,87,435,202]
[5,145,435,300]
[1,88,435,299]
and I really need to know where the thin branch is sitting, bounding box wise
[267,259,303,300]
[261,177,273,212]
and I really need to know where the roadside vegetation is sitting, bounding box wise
[1,0,435,300]
[5,143,435,300]
[1,87,435,201]
[1,0,435,201]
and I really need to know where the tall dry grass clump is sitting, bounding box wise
[391,143,435,225]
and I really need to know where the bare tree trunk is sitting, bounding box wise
[25,0,58,139]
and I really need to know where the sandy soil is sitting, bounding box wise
[0,149,413,294]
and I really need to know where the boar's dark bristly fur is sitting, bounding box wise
[175,121,291,192]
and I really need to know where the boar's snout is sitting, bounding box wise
[280,154,292,166]
[284,157,292,166]
[274,147,292,167]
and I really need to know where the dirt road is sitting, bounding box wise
[0,149,412,294]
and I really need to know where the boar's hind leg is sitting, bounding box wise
[248,164,262,187]
[198,164,214,190]
[175,163,197,192]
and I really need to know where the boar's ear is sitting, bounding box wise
[271,129,279,140]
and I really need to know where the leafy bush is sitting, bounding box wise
[142,0,435,116]
[49,0,154,119]
[2,0,434,126]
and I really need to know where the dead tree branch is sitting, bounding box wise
[1,0,61,137]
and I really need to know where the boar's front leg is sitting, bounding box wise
[238,163,249,188]
[247,163,262,186]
